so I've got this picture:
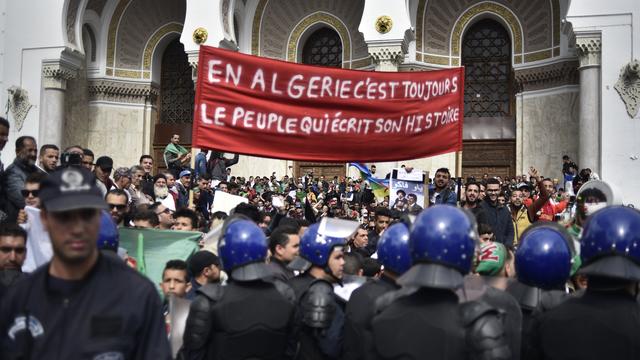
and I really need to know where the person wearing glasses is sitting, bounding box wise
[149,202,175,230]
[16,172,46,225]
[105,189,129,227]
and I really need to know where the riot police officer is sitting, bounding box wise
[371,205,511,359]
[343,222,411,360]
[529,206,640,360]
[289,218,358,360]
[180,216,296,360]
[505,223,573,359]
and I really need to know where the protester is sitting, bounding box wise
[0,224,27,298]
[0,167,171,358]
[37,144,59,174]
[267,224,300,281]
[163,134,190,179]
[2,136,39,223]
[185,250,221,300]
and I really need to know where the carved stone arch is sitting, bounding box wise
[416,0,555,66]
[252,0,369,69]
[451,3,523,66]
[104,0,186,78]
[287,12,350,67]
[144,23,184,82]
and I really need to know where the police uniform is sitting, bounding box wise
[343,223,411,360]
[0,167,171,360]
[287,218,360,360]
[180,218,296,360]
[528,206,640,360]
[371,206,511,360]
[505,223,574,359]
[0,251,170,359]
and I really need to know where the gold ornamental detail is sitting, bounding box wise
[375,15,393,34]
[193,27,208,45]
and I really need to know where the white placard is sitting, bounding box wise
[212,190,249,215]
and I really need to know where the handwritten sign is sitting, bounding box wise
[192,46,464,162]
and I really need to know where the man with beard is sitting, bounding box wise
[106,189,129,226]
[152,174,176,211]
[2,136,39,223]
[480,178,515,247]
[37,144,59,174]
[462,181,488,226]
[429,168,457,206]
[150,202,175,230]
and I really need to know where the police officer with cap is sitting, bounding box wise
[505,223,573,359]
[371,205,511,360]
[0,167,171,359]
[344,222,411,360]
[288,217,358,360]
[529,206,640,360]
[180,216,296,360]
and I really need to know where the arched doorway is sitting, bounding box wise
[295,26,346,180]
[460,19,516,180]
[153,38,195,173]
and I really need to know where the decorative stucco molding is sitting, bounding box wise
[576,34,601,68]
[88,79,159,105]
[514,60,579,92]
[614,60,640,118]
[369,45,405,71]
[42,60,78,90]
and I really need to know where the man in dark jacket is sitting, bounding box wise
[480,178,514,247]
[0,117,9,222]
[2,136,39,223]
[207,151,239,182]
[0,167,171,359]
[430,167,457,206]
[267,224,300,281]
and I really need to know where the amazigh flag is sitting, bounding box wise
[349,163,389,200]
[119,228,201,294]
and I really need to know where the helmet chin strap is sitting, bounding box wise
[323,265,343,286]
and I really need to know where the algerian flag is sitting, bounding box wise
[119,228,201,294]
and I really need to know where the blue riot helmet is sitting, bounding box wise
[399,205,477,289]
[579,206,640,281]
[515,223,573,290]
[377,223,412,275]
[218,217,270,281]
[289,218,359,277]
[98,210,119,252]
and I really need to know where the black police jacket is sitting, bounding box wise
[343,275,399,360]
[0,252,171,359]
[528,289,640,360]
[291,278,345,360]
[372,287,511,360]
[180,278,296,360]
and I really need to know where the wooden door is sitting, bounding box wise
[461,140,516,180]
[294,162,345,180]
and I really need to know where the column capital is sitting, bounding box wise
[369,44,406,71]
[41,58,78,90]
[575,33,601,68]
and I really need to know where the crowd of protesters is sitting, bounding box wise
[0,116,638,360]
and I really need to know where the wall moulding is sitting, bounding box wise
[514,60,579,92]
[88,79,159,105]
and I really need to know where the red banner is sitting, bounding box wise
[192,45,464,162]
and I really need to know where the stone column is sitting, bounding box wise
[576,33,601,173]
[41,60,77,146]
